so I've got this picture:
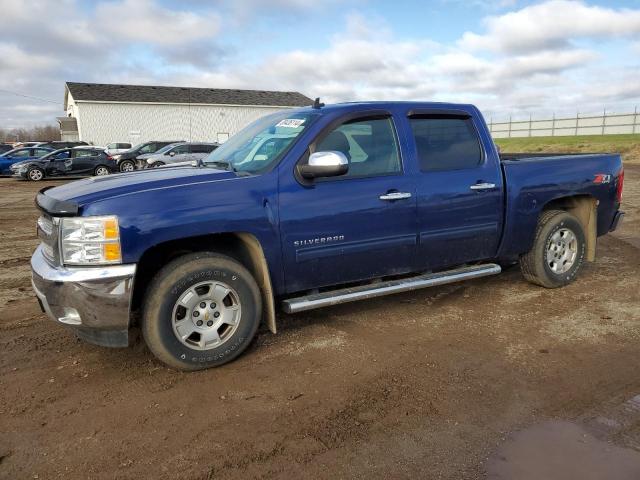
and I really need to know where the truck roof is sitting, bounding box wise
[291,101,478,115]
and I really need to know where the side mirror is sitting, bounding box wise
[298,151,348,179]
[168,151,175,157]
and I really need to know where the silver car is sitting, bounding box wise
[143,142,219,168]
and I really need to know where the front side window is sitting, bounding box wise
[138,143,155,154]
[203,111,318,174]
[12,149,31,158]
[34,149,50,157]
[315,116,401,178]
[170,144,189,155]
[410,116,482,172]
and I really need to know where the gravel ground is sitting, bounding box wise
[0,167,638,479]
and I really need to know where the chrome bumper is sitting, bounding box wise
[30,245,136,347]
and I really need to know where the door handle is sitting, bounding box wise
[469,182,496,191]
[379,192,412,201]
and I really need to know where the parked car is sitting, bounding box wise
[11,147,115,181]
[114,141,184,172]
[0,144,14,155]
[0,146,53,175]
[31,101,624,371]
[143,142,219,168]
[37,141,89,149]
[105,142,132,155]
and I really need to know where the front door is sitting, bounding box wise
[408,114,503,270]
[279,113,417,293]
[47,150,71,176]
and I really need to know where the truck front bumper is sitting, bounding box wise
[31,245,136,347]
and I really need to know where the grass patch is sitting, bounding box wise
[495,134,640,164]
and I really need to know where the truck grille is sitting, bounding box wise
[37,215,60,265]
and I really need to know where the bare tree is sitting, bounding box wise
[0,125,60,143]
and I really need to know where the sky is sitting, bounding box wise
[1,0,640,127]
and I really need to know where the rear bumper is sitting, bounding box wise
[31,245,136,347]
[610,211,625,232]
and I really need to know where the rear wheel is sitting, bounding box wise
[119,160,135,172]
[94,165,110,176]
[520,210,586,288]
[142,252,262,370]
[27,167,44,182]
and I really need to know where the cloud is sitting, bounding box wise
[460,0,640,53]
[1,0,640,127]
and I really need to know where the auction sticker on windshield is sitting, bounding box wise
[276,119,305,128]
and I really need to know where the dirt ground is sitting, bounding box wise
[1,167,639,479]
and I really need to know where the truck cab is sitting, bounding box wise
[31,102,624,370]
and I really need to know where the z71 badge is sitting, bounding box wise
[593,174,611,184]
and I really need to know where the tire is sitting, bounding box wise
[27,167,44,182]
[119,160,135,172]
[142,252,262,370]
[94,165,110,176]
[519,210,586,288]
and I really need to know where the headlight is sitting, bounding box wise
[60,216,122,265]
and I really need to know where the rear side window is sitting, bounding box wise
[409,116,482,172]
[192,144,216,154]
[315,116,401,179]
[73,149,96,157]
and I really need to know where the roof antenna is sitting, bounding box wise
[312,97,324,109]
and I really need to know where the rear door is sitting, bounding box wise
[278,112,418,293]
[69,149,100,174]
[408,112,503,270]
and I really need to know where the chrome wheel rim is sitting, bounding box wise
[121,162,134,172]
[546,228,578,274]
[29,169,42,181]
[171,280,241,351]
[95,167,109,176]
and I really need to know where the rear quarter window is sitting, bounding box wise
[410,116,483,172]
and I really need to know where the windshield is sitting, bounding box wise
[202,110,317,174]
[1,148,23,157]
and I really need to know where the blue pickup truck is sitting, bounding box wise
[31,101,625,370]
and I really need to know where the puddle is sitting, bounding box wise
[487,420,640,479]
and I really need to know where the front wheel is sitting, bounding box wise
[119,160,135,172]
[94,165,110,176]
[27,167,45,181]
[519,210,586,288]
[142,252,262,370]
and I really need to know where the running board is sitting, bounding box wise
[282,263,502,314]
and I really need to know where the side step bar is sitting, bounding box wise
[282,263,501,314]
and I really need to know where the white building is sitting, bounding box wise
[58,82,312,146]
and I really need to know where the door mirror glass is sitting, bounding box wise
[168,151,175,156]
[299,151,349,179]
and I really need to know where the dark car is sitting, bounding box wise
[37,141,89,149]
[0,144,13,155]
[0,146,54,175]
[11,147,115,181]
[115,141,184,172]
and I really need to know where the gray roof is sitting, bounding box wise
[65,82,312,107]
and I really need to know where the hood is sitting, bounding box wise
[10,159,35,168]
[44,165,235,209]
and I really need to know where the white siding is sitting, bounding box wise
[74,102,293,145]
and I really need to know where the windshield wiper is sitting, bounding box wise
[205,160,237,172]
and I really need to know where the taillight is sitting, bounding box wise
[616,168,624,203]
